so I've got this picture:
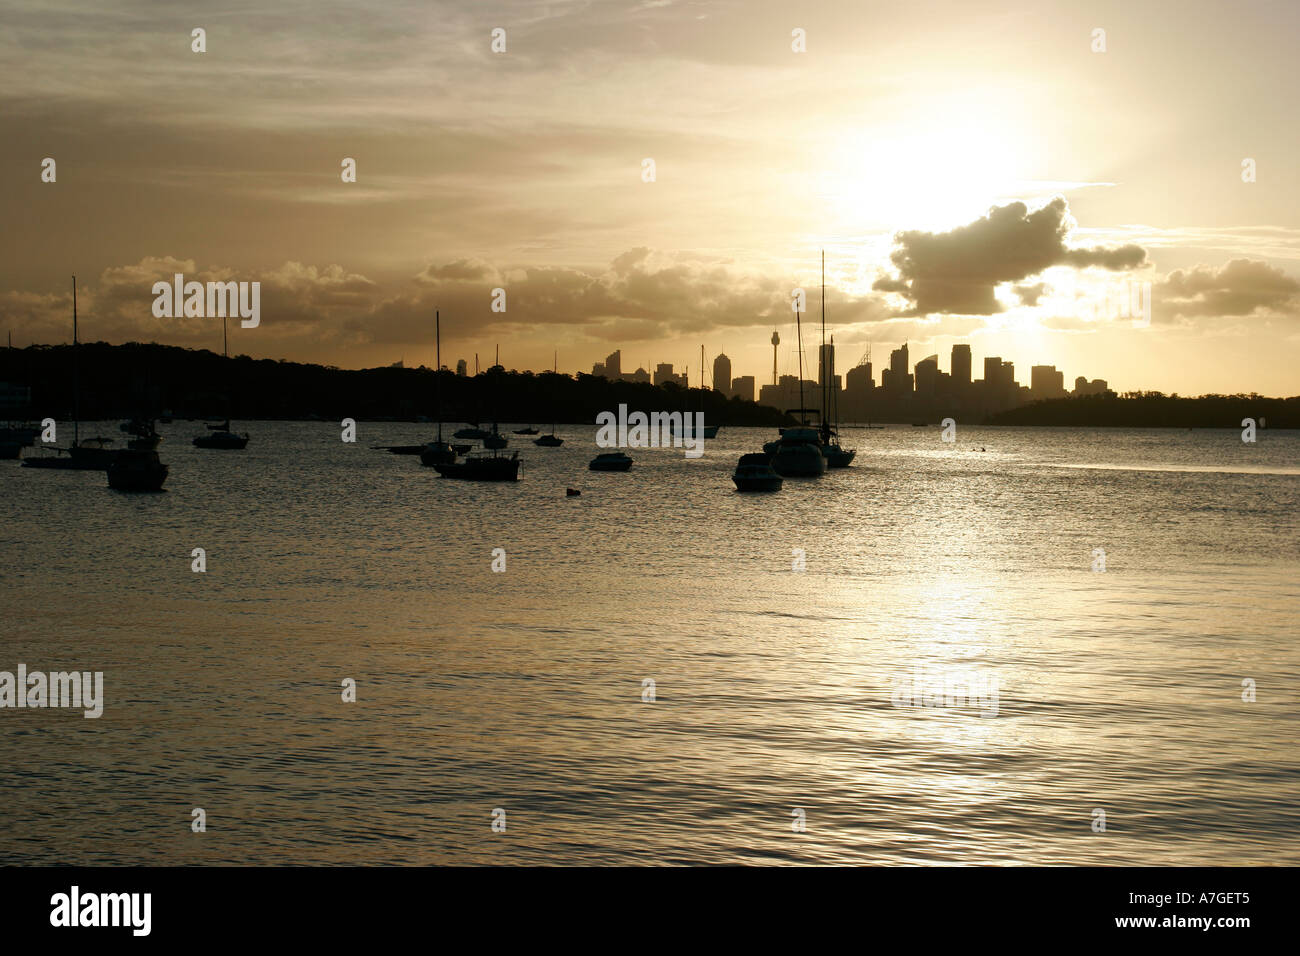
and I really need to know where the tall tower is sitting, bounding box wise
[770,329,780,385]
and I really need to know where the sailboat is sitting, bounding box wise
[420,310,458,466]
[193,315,250,449]
[818,252,856,468]
[433,449,521,481]
[107,448,168,491]
[762,302,826,477]
[23,276,122,470]
[671,345,721,440]
[534,351,564,446]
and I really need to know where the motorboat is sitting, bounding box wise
[766,427,827,477]
[589,452,633,471]
[732,453,783,491]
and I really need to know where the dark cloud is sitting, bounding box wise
[1013,282,1046,306]
[1157,258,1300,319]
[873,197,1147,315]
[3,250,891,361]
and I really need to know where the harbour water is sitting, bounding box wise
[1,423,1297,864]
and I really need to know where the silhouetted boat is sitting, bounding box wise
[589,452,633,471]
[21,277,122,471]
[766,427,827,477]
[761,301,826,477]
[419,310,462,467]
[732,453,783,491]
[434,450,520,481]
[482,423,508,449]
[453,426,492,440]
[514,426,539,435]
[193,420,249,449]
[817,252,855,468]
[535,352,565,446]
[24,436,121,470]
[669,419,720,439]
[193,316,249,449]
[107,449,168,491]
[384,441,470,456]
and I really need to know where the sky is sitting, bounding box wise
[1,0,1297,395]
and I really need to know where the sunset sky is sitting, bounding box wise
[2,0,1297,395]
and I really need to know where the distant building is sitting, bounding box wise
[653,363,685,387]
[818,338,836,391]
[1031,365,1067,401]
[713,352,732,395]
[760,375,817,413]
[845,363,873,393]
[731,375,755,402]
[951,344,971,388]
[455,359,467,377]
[882,343,913,394]
[1073,377,1110,397]
[914,354,940,394]
[605,350,622,380]
[629,367,651,383]
[592,362,607,378]
[390,359,404,369]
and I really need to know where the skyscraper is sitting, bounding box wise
[818,337,835,391]
[605,349,622,380]
[1030,365,1066,400]
[713,352,732,395]
[951,344,971,387]
[882,343,912,393]
[914,354,940,394]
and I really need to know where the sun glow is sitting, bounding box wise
[818,109,1033,236]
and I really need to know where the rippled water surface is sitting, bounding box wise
[2,422,1298,865]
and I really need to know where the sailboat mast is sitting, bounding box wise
[821,251,827,436]
[72,275,78,446]
[435,310,442,443]
[796,308,805,424]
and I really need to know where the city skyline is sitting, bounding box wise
[1,1,1297,397]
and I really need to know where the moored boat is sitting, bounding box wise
[766,427,827,477]
[23,437,121,470]
[589,452,633,471]
[434,450,521,481]
[193,421,249,449]
[732,453,783,491]
[107,449,168,491]
[453,426,492,440]
[192,317,250,449]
